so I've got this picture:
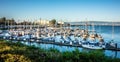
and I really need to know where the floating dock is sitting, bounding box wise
[6,38,120,51]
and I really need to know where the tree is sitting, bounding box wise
[0,17,6,25]
[9,18,16,25]
[49,19,56,27]
[0,17,17,26]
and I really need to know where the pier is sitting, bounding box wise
[1,36,120,51]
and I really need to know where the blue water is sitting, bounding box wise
[21,41,120,58]
[20,25,120,58]
[72,25,120,43]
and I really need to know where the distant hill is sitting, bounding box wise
[67,21,120,26]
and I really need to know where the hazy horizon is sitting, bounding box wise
[0,0,120,22]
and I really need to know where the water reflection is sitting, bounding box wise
[20,41,120,58]
[104,50,120,58]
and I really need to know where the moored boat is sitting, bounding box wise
[82,42,105,49]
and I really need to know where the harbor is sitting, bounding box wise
[0,22,120,51]
[1,17,120,59]
[0,0,120,61]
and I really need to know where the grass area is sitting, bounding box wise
[0,40,120,62]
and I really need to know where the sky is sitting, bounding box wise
[0,0,120,22]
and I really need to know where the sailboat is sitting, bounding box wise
[81,21,89,42]
[89,23,96,41]
[109,22,117,48]
[82,22,105,49]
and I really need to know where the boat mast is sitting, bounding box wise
[39,18,41,30]
[23,20,25,29]
[99,23,101,34]
[22,21,23,29]
[5,19,6,29]
[40,18,41,37]
[61,20,62,29]
[112,22,114,41]
[17,20,19,30]
[11,19,12,30]
[69,20,71,29]
[91,22,95,34]
[8,19,9,30]
[85,18,88,31]
[25,20,26,29]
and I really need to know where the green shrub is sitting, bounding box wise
[0,40,120,62]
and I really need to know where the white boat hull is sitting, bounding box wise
[82,44,103,50]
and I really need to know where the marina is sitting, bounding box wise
[0,20,120,59]
[0,0,120,61]
[0,23,120,57]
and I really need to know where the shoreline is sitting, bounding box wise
[0,40,120,62]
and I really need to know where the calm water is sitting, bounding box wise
[20,25,120,58]
[72,25,120,43]
[22,41,120,58]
